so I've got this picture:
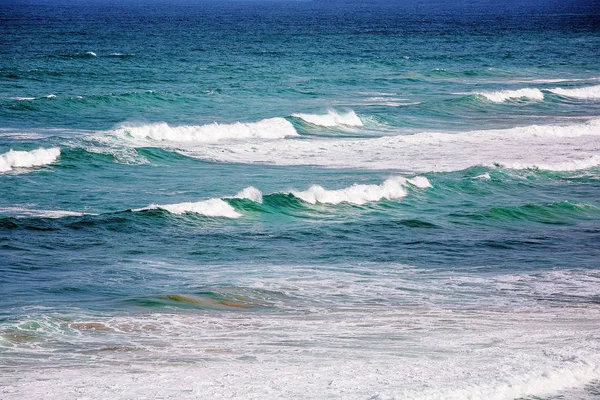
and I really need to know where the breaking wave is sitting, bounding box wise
[476,88,544,102]
[474,84,600,102]
[114,117,298,143]
[136,198,242,218]
[0,147,61,173]
[292,109,364,127]
[116,177,431,219]
[290,176,431,205]
[232,186,263,203]
[548,84,600,99]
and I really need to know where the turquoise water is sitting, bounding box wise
[1,2,600,399]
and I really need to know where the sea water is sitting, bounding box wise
[1,1,600,398]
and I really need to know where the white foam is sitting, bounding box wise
[497,155,600,171]
[232,186,263,203]
[13,97,36,101]
[548,84,600,99]
[290,176,430,205]
[45,94,56,99]
[114,117,297,143]
[476,88,544,102]
[0,147,60,172]
[474,172,491,180]
[2,266,600,399]
[86,51,97,57]
[0,207,89,218]
[181,119,600,172]
[137,198,241,218]
[292,109,364,127]
[363,97,419,107]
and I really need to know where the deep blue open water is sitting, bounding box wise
[1,1,600,398]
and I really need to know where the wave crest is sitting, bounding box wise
[0,147,61,172]
[290,176,431,205]
[114,117,298,143]
[137,199,241,218]
[232,186,263,203]
[548,84,600,99]
[292,109,363,127]
[476,88,544,102]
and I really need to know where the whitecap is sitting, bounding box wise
[290,176,430,205]
[0,147,61,173]
[136,198,241,218]
[292,109,364,127]
[547,84,600,99]
[476,88,544,102]
[232,186,263,203]
[114,117,297,143]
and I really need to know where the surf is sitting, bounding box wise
[0,147,61,173]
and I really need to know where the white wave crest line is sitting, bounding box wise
[134,176,428,217]
[292,109,364,127]
[290,176,431,205]
[547,84,600,99]
[136,198,242,218]
[0,147,61,173]
[476,88,544,102]
[114,117,298,143]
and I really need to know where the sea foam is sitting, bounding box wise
[115,117,298,143]
[497,155,600,171]
[0,207,89,218]
[0,147,61,172]
[548,84,600,99]
[181,119,600,172]
[290,176,430,205]
[292,109,364,127]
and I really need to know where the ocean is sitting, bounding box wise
[1,1,600,398]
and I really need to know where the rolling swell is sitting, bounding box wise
[0,177,433,229]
